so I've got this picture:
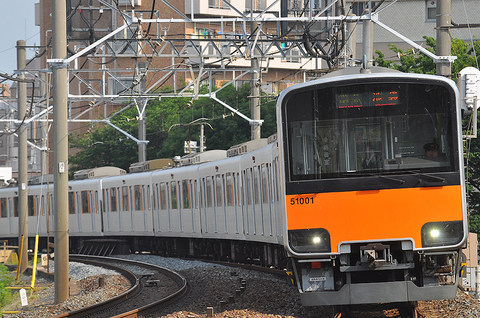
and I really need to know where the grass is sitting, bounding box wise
[0,263,14,313]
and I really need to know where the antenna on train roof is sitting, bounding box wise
[360,54,372,74]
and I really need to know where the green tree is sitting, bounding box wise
[374,36,480,77]
[69,83,276,175]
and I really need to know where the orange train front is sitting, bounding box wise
[277,67,468,306]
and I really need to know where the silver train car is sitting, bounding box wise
[0,67,468,307]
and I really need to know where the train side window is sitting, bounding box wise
[134,185,142,211]
[236,172,241,207]
[226,173,234,206]
[122,186,129,211]
[171,181,178,209]
[40,195,45,216]
[28,195,35,216]
[206,177,213,208]
[81,191,90,214]
[110,187,117,212]
[261,164,269,204]
[215,175,223,207]
[159,182,167,210]
[94,191,98,213]
[245,169,252,205]
[0,198,6,218]
[253,166,260,205]
[194,180,198,209]
[200,178,205,208]
[14,197,18,217]
[182,180,190,209]
[68,192,75,214]
[153,184,158,210]
[146,185,150,210]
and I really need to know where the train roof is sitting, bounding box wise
[321,66,402,79]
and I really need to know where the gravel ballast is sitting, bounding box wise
[3,254,480,317]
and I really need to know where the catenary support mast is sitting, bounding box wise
[16,40,28,274]
[52,0,70,304]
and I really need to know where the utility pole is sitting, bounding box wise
[250,18,261,140]
[138,118,146,162]
[51,0,69,304]
[436,0,452,77]
[363,9,373,67]
[16,40,28,274]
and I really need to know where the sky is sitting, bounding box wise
[0,0,40,77]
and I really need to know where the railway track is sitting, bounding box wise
[51,255,187,318]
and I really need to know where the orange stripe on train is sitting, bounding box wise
[286,186,463,252]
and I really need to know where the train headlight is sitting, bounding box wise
[421,221,464,247]
[288,229,331,253]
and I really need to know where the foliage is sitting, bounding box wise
[0,263,14,310]
[69,83,276,176]
[374,36,480,77]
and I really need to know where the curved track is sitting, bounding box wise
[52,255,187,318]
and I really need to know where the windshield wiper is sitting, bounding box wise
[379,175,405,185]
[404,170,446,183]
[417,173,446,183]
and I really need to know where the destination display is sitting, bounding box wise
[336,90,400,108]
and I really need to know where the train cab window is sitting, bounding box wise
[171,181,178,209]
[68,192,75,214]
[284,81,455,181]
[122,186,129,211]
[0,198,7,218]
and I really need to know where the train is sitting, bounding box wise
[0,66,468,306]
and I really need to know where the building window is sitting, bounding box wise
[209,0,228,9]
[246,0,267,11]
[349,1,376,16]
[426,0,437,21]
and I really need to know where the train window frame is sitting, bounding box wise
[282,78,458,184]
